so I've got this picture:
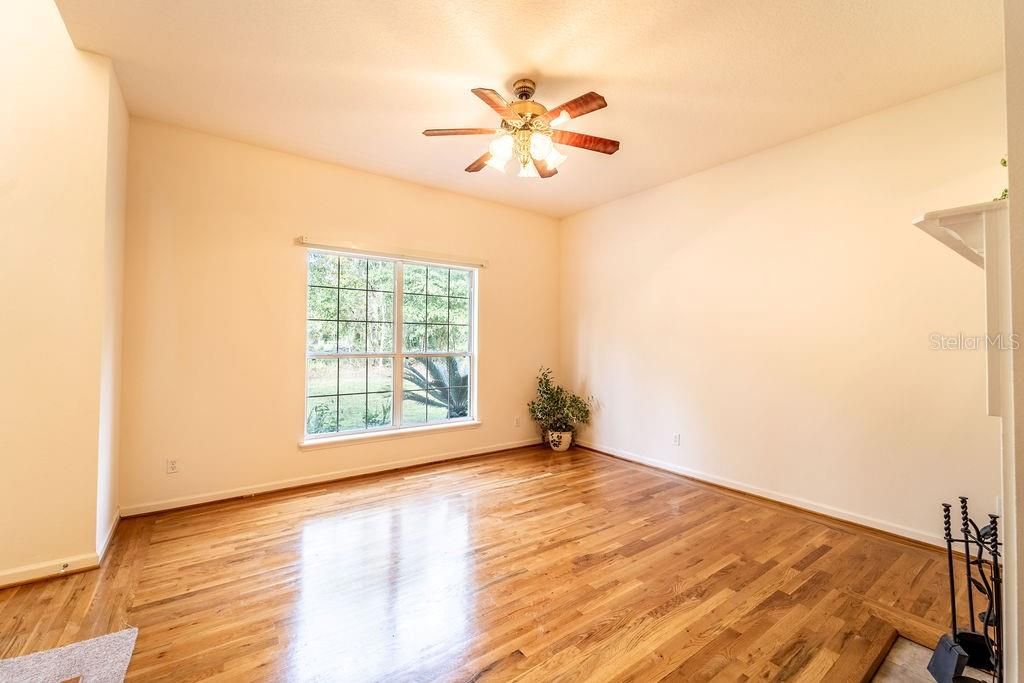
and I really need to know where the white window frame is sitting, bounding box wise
[303,248,478,442]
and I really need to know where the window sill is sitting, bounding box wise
[299,420,482,451]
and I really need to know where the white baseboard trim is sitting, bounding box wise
[578,439,944,548]
[0,552,100,590]
[121,437,542,517]
[97,510,121,559]
[1,510,121,589]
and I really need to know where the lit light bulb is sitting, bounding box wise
[485,133,513,172]
[488,133,513,159]
[550,110,571,128]
[544,148,567,169]
[518,161,540,178]
[529,132,553,160]
[484,154,508,172]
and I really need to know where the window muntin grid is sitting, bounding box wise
[305,250,475,439]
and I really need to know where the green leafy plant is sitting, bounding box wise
[995,157,1008,201]
[527,367,591,434]
[403,357,470,419]
[367,400,392,426]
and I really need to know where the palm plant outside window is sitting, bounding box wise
[305,249,475,438]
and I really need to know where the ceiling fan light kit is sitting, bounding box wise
[423,78,620,179]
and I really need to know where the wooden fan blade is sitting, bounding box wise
[471,88,518,120]
[423,128,496,136]
[465,152,492,173]
[551,130,620,154]
[543,92,607,123]
[534,158,558,178]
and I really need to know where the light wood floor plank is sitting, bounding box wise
[0,446,963,681]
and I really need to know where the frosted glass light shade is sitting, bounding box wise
[484,154,508,172]
[518,161,540,178]
[529,133,553,160]
[488,133,513,158]
[544,148,567,169]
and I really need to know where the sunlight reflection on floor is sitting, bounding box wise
[292,496,472,680]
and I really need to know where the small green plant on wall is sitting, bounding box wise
[528,367,592,451]
[995,157,1008,201]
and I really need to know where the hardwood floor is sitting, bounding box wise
[0,446,964,681]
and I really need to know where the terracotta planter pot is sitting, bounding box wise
[547,431,572,452]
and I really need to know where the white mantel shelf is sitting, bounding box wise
[914,199,1007,268]
[914,199,1010,417]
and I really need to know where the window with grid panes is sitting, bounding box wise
[305,250,475,439]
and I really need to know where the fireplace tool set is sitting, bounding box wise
[928,496,1002,683]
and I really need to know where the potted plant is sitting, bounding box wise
[527,367,592,451]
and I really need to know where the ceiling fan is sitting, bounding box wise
[422,78,620,178]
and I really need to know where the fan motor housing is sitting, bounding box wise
[510,100,547,118]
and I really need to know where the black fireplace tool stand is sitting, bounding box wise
[928,496,1003,683]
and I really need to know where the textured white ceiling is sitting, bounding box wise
[55,0,1003,217]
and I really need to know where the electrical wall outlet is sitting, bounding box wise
[513,416,521,427]
[672,433,681,446]
[166,459,179,474]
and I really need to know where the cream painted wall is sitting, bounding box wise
[0,0,126,582]
[119,120,558,513]
[560,73,1007,545]
[96,73,129,554]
